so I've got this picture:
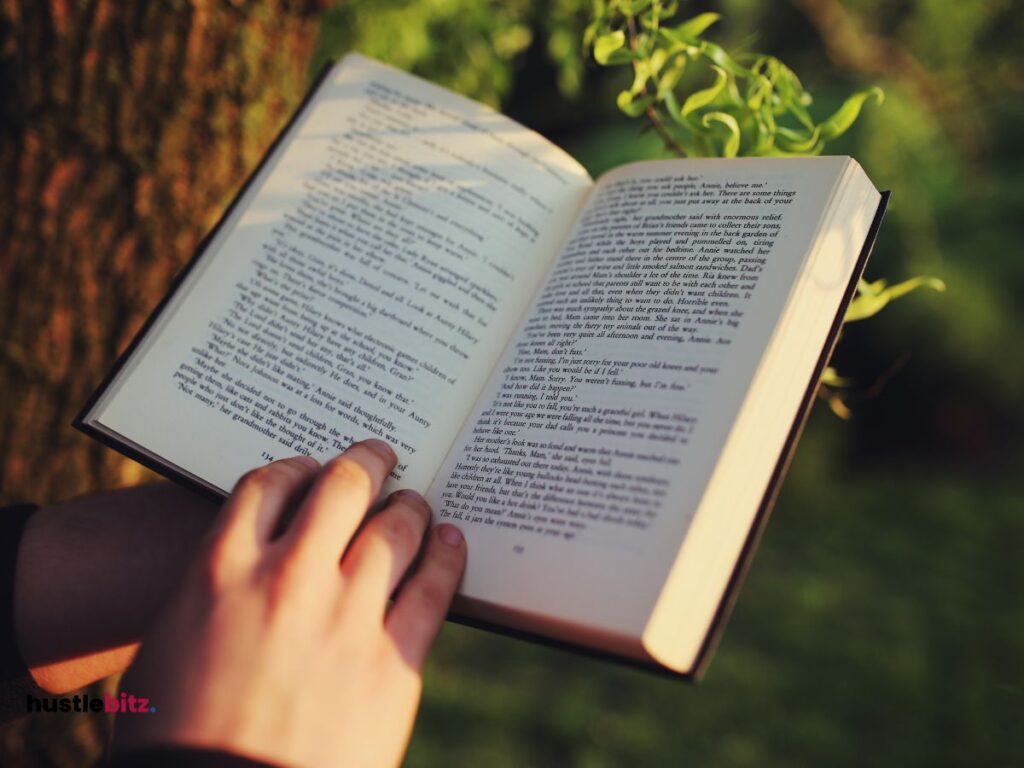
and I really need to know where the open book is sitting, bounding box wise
[76,53,887,677]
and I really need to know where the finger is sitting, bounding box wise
[214,456,321,560]
[339,490,431,614]
[280,439,397,569]
[384,524,466,671]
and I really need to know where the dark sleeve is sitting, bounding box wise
[0,502,44,721]
[110,747,279,767]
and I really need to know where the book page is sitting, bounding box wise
[89,54,592,493]
[428,157,847,640]
[643,162,878,671]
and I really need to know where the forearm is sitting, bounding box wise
[13,483,218,693]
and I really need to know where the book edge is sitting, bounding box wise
[444,608,695,681]
[595,154,853,184]
[684,189,891,680]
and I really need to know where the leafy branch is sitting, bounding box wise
[585,0,945,417]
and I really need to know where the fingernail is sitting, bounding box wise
[361,438,396,463]
[392,489,430,513]
[291,455,320,470]
[438,524,462,547]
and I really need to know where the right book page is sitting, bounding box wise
[426,156,878,664]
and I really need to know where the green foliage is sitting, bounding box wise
[845,276,947,323]
[312,0,592,106]
[312,0,534,106]
[585,2,886,157]
[585,0,944,415]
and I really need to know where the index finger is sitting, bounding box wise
[279,439,397,569]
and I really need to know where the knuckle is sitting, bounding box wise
[323,457,371,492]
[342,512,419,580]
[236,465,281,495]
[377,512,419,549]
[391,491,431,523]
[411,577,451,617]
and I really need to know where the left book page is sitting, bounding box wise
[79,54,593,495]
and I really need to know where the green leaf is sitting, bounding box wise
[751,56,776,82]
[844,294,887,323]
[663,89,687,125]
[857,277,888,296]
[785,99,816,132]
[776,124,821,153]
[752,115,775,155]
[628,59,652,95]
[760,99,776,133]
[824,390,852,420]
[701,111,741,157]
[844,275,945,322]
[881,275,946,301]
[698,41,750,77]
[656,55,686,97]
[819,86,885,140]
[620,0,653,14]
[772,62,814,129]
[649,47,668,75]
[724,70,745,107]
[821,366,854,388]
[675,12,720,38]
[594,30,633,65]
[746,73,772,110]
[617,91,655,117]
[681,65,727,116]
[655,28,686,54]
[641,0,678,28]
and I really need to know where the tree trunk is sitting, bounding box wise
[0,3,331,763]
[0,1,328,507]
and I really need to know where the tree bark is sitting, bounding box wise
[0,1,328,506]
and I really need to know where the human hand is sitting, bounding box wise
[111,439,467,768]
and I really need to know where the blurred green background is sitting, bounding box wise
[2,1,1021,765]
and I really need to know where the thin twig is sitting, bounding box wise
[864,352,911,399]
[625,12,689,158]
[645,105,689,157]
